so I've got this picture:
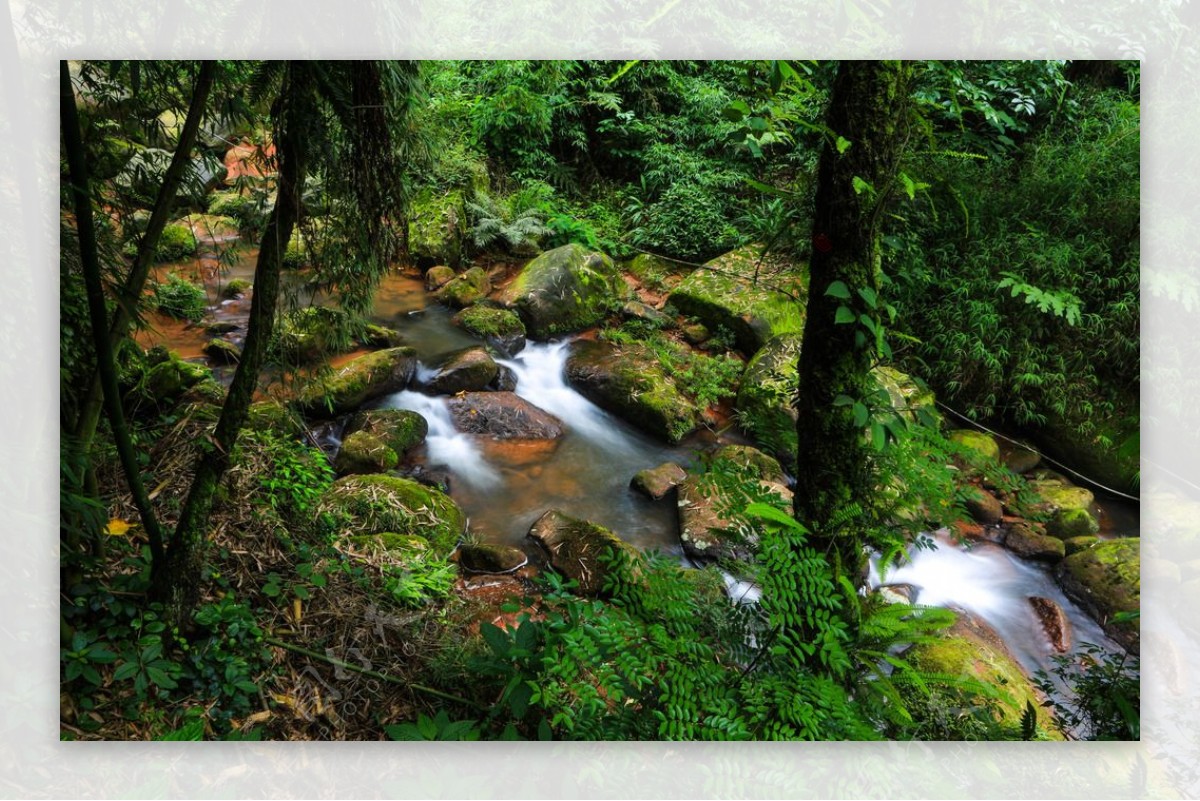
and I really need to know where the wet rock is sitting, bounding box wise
[205,320,241,335]
[490,365,518,392]
[335,430,399,476]
[678,477,751,563]
[275,307,356,364]
[1046,507,1100,539]
[565,338,698,443]
[360,324,405,349]
[527,509,636,596]
[631,462,688,500]
[316,474,465,554]
[452,305,527,358]
[295,346,417,418]
[424,265,456,291]
[666,245,806,357]
[409,187,468,269]
[457,542,529,574]
[344,408,428,456]
[435,266,491,308]
[422,346,499,394]
[964,487,1003,525]
[948,429,1001,462]
[220,279,252,300]
[404,464,451,494]
[1001,442,1041,474]
[500,244,628,338]
[1057,538,1140,654]
[203,337,242,365]
[712,444,786,484]
[621,300,672,327]
[682,323,710,345]
[1029,479,1095,515]
[447,392,564,439]
[1029,596,1073,653]
[1003,521,1065,563]
[1038,408,1139,495]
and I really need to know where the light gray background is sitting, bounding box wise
[2,0,1193,797]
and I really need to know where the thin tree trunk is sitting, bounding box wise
[793,60,913,581]
[72,61,217,452]
[159,64,307,613]
[61,61,168,572]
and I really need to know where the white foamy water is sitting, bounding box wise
[378,389,501,491]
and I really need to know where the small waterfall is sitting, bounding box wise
[379,389,501,490]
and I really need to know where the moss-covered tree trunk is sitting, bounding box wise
[158,64,309,612]
[792,60,913,580]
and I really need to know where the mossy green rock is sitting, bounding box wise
[344,532,429,557]
[1004,521,1065,562]
[145,356,209,401]
[630,462,688,500]
[221,278,252,299]
[527,509,636,596]
[949,429,1001,462]
[457,542,528,574]
[500,244,627,339]
[1057,537,1140,653]
[176,213,240,242]
[276,307,355,364]
[435,267,491,308]
[360,324,404,349]
[425,265,455,291]
[318,474,465,554]
[620,300,672,328]
[677,474,787,563]
[1029,479,1095,514]
[203,338,241,365]
[1046,507,1100,539]
[1063,535,1100,556]
[409,188,467,268]
[422,346,499,395]
[667,245,807,357]
[344,409,428,455]
[904,613,1062,739]
[295,347,417,418]
[712,444,786,484]
[335,430,399,476]
[453,305,526,357]
[247,400,305,437]
[565,339,698,443]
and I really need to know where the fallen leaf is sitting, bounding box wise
[106,518,132,537]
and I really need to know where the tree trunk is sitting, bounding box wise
[60,61,169,571]
[158,63,307,614]
[72,61,216,454]
[792,60,913,581]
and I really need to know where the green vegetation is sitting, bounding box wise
[149,274,208,322]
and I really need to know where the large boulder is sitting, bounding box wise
[499,244,627,338]
[526,510,636,596]
[565,339,698,443]
[203,337,241,365]
[295,347,416,418]
[344,409,428,455]
[452,305,527,357]
[630,462,688,501]
[1056,538,1140,654]
[666,245,806,357]
[435,267,491,308]
[457,542,529,574]
[1003,521,1066,562]
[409,187,467,268]
[447,392,564,439]
[421,346,499,395]
[425,265,456,291]
[334,431,399,476]
[316,474,465,554]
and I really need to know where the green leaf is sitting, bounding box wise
[745,502,806,533]
[825,280,852,300]
[852,176,873,196]
[146,665,178,689]
[835,306,856,325]
[262,583,281,598]
[112,661,140,682]
[835,136,851,154]
[856,287,878,309]
[852,402,869,428]
[157,717,204,741]
[480,622,511,656]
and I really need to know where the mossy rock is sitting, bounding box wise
[457,542,528,574]
[275,307,356,364]
[125,352,210,411]
[526,509,636,596]
[317,474,465,554]
[295,347,417,418]
[903,613,1062,740]
[221,278,252,299]
[435,267,491,308]
[565,338,698,443]
[620,300,672,328]
[630,462,687,500]
[453,305,527,357]
[203,338,241,365]
[334,430,399,476]
[1046,507,1100,539]
[666,245,807,357]
[1004,521,1065,562]
[948,429,1001,462]
[144,222,199,262]
[425,265,456,291]
[421,346,499,395]
[500,244,628,339]
[1029,479,1095,515]
[360,324,405,349]
[712,444,786,483]
[1063,535,1100,556]
[89,136,137,181]
[408,188,468,268]
[247,400,305,437]
[873,365,937,426]
[282,219,331,269]
[343,532,429,558]
[1057,537,1140,653]
[206,190,271,233]
[344,408,428,455]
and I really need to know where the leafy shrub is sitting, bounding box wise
[629,181,740,263]
[243,428,335,523]
[150,273,208,322]
[1034,638,1139,740]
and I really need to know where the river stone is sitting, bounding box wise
[1029,479,1095,515]
[447,392,564,439]
[682,323,709,345]
[1056,538,1140,654]
[621,300,672,328]
[452,305,527,358]
[409,187,468,268]
[457,542,528,574]
[631,462,688,500]
[1038,407,1139,495]
[565,338,698,443]
[500,244,628,339]
[203,337,241,365]
[1063,535,1100,556]
[948,429,1001,462]
[317,474,465,554]
[360,324,405,349]
[902,611,1062,739]
[1029,596,1073,653]
[435,266,491,308]
[713,444,786,484]
[1046,507,1100,539]
[276,307,356,364]
[221,279,252,300]
[335,430,399,476]
[526,510,636,596]
[205,320,241,335]
[490,364,518,392]
[1003,521,1065,563]
[964,487,1003,525]
[295,346,417,418]
[666,245,806,357]
[422,346,499,394]
[344,409,428,456]
[677,476,753,563]
[1001,442,1041,474]
[425,265,456,291]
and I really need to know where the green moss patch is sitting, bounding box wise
[317,474,465,554]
